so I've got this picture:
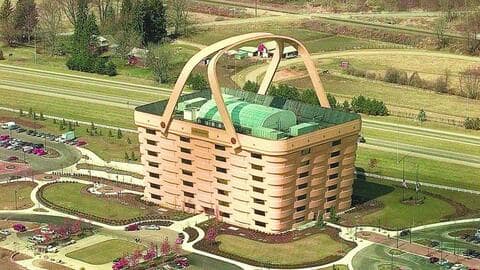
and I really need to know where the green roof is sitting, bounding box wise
[197,96,297,130]
[135,88,361,140]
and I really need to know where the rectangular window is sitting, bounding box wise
[182,170,193,176]
[251,164,263,170]
[329,162,340,169]
[180,148,191,154]
[150,183,160,189]
[300,160,310,167]
[301,148,311,155]
[180,136,190,142]
[254,209,266,216]
[215,156,227,162]
[151,193,161,200]
[299,172,309,178]
[218,201,230,207]
[297,194,307,201]
[327,196,336,202]
[183,181,194,187]
[253,198,265,205]
[215,144,225,151]
[297,183,308,190]
[328,173,339,180]
[216,167,227,173]
[251,153,262,159]
[295,216,305,223]
[184,202,195,209]
[220,212,231,218]
[146,139,157,146]
[252,175,264,182]
[217,189,229,196]
[327,184,338,191]
[147,151,158,157]
[331,151,341,158]
[296,206,306,212]
[332,139,342,146]
[146,129,156,135]
[149,172,160,179]
[148,162,159,168]
[184,192,195,198]
[253,187,264,194]
[255,220,266,227]
[181,159,192,165]
[217,178,228,185]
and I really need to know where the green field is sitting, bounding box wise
[66,239,144,265]
[0,182,36,210]
[344,178,457,229]
[41,183,148,220]
[352,244,443,270]
[401,222,480,254]
[343,176,480,229]
[356,147,480,191]
[217,233,347,265]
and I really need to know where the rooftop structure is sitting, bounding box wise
[135,33,362,233]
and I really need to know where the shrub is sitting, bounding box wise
[187,74,209,91]
[409,72,424,88]
[464,117,480,130]
[243,80,260,93]
[350,95,389,116]
[432,77,448,93]
[384,68,402,84]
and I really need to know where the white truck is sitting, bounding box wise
[1,122,17,130]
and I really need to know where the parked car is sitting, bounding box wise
[76,140,87,147]
[125,224,139,231]
[6,156,18,161]
[0,229,11,236]
[429,256,439,263]
[17,128,26,133]
[33,234,46,242]
[142,224,161,230]
[46,245,58,253]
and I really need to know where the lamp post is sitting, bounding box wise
[397,153,411,201]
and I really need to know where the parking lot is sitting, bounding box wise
[0,124,82,176]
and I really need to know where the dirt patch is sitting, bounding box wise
[0,116,44,129]
[273,68,306,83]
[0,248,27,270]
[33,259,74,270]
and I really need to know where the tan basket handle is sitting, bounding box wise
[159,33,330,150]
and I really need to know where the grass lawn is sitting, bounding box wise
[356,147,480,191]
[0,110,140,162]
[66,239,144,265]
[287,74,480,119]
[41,183,148,220]
[217,233,346,265]
[401,221,480,253]
[352,244,443,270]
[0,182,36,210]
[346,178,456,229]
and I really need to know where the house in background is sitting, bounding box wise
[261,41,298,59]
[238,46,258,57]
[128,48,149,67]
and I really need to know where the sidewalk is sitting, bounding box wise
[358,231,480,268]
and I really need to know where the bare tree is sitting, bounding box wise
[147,44,173,84]
[39,0,63,55]
[93,0,112,27]
[459,67,480,99]
[434,17,448,48]
[169,0,190,36]
[61,0,82,27]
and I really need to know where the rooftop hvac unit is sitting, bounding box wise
[184,108,200,121]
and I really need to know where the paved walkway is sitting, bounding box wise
[358,232,480,268]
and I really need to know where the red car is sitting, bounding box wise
[76,140,87,147]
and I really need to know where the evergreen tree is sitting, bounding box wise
[142,0,167,44]
[187,74,208,90]
[117,129,123,139]
[269,84,300,100]
[0,0,16,45]
[299,88,319,105]
[127,137,132,144]
[108,129,113,137]
[40,112,44,120]
[53,118,57,124]
[124,152,129,161]
[18,109,23,116]
[243,80,259,93]
[329,207,339,223]
[28,107,32,117]
[68,121,73,131]
[13,0,38,43]
[417,109,427,123]
[62,118,66,126]
[131,151,136,161]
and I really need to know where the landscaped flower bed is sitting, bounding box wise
[193,220,356,269]
[36,182,191,225]
[184,227,199,243]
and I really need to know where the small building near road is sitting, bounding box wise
[128,48,149,67]
[282,46,298,59]
[238,46,258,57]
